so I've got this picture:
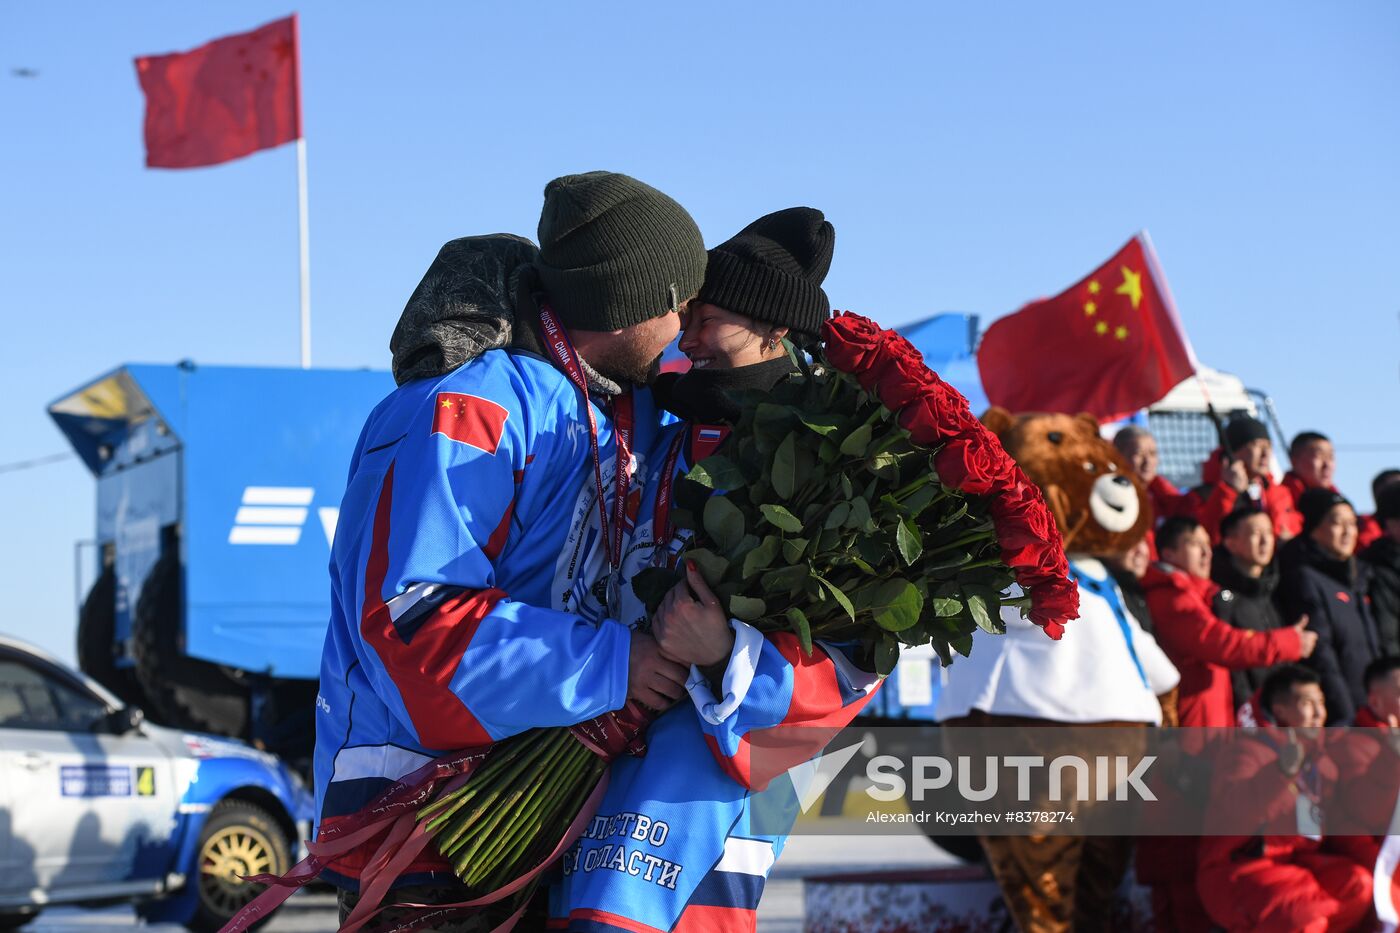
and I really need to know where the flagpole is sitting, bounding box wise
[296,136,311,368]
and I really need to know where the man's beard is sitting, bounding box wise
[593,350,664,387]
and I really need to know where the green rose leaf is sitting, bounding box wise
[951,634,975,658]
[824,502,851,530]
[868,451,900,481]
[967,592,1005,635]
[727,533,760,563]
[703,495,747,554]
[874,637,900,677]
[728,595,767,622]
[781,537,810,564]
[759,503,804,533]
[933,596,962,617]
[753,404,794,454]
[896,518,924,565]
[798,414,844,437]
[903,483,942,518]
[786,607,814,656]
[847,496,874,532]
[868,579,924,632]
[839,423,873,457]
[762,563,810,595]
[686,548,730,588]
[771,433,798,500]
[742,535,783,578]
[811,572,856,623]
[841,475,854,499]
[689,455,745,490]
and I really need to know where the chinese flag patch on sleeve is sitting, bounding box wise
[431,393,510,455]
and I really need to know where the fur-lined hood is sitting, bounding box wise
[389,234,539,386]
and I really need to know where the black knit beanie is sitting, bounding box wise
[535,172,706,332]
[1299,487,1352,537]
[1225,416,1271,450]
[696,207,835,339]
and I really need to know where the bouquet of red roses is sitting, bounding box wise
[223,313,1076,933]
[631,311,1076,670]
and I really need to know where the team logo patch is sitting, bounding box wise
[432,393,510,455]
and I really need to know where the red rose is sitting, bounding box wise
[872,342,936,411]
[935,381,981,436]
[897,397,943,446]
[822,313,886,377]
[991,476,1065,580]
[933,436,1013,496]
[1029,578,1079,639]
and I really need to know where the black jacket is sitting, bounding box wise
[1107,566,1155,637]
[1278,537,1381,724]
[1211,556,1286,709]
[1360,536,1400,657]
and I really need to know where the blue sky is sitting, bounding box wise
[2,2,1397,664]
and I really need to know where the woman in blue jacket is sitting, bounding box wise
[552,208,882,933]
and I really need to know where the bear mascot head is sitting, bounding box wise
[979,408,1150,556]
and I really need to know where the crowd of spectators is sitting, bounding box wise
[1110,420,1400,931]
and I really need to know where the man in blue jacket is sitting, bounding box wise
[314,171,708,922]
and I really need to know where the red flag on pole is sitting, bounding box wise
[976,233,1196,421]
[135,15,301,169]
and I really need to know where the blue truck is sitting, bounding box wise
[50,362,394,769]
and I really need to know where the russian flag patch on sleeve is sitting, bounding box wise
[432,393,509,455]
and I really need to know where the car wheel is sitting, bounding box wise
[0,910,39,930]
[188,799,291,932]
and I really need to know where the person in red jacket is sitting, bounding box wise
[1280,432,1338,535]
[1354,655,1400,729]
[1187,417,1298,545]
[1197,666,1376,933]
[1359,469,1400,551]
[1144,516,1316,727]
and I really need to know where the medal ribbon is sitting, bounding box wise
[538,305,633,571]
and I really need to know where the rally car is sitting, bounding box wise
[0,635,311,930]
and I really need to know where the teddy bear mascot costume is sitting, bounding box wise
[936,409,1180,933]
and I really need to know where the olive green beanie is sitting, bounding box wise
[535,171,706,331]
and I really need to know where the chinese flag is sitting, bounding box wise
[976,234,1196,421]
[431,393,510,456]
[135,16,301,169]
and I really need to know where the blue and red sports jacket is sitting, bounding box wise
[550,422,882,933]
[313,348,666,887]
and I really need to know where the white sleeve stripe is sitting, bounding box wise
[331,744,435,782]
[385,582,445,624]
[686,619,764,726]
[713,836,776,876]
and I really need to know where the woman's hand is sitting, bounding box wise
[652,561,736,668]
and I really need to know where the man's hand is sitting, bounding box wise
[1294,615,1319,658]
[627,633,688,712]
[652,561,735,668]
[1223,458,1249,494]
